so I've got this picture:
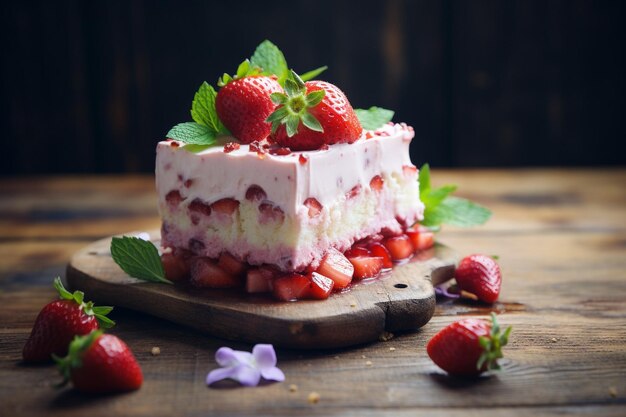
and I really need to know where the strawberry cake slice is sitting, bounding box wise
[156,121,422,273]
[156,41,433,301]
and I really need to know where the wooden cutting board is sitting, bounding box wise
[66,230,457,349]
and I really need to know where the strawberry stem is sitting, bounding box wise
[53,277,115,329]
[54,330,103,387]
[265,70,325,137]
[477,313,512,372]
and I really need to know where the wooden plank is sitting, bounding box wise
[65,231,456,349]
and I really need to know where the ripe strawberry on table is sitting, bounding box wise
[455,254,502,303]
[216,60,283,143]
[427,313,512,376]
[22,277,115,362]
[55,330,143,393]
[268,71,362,151]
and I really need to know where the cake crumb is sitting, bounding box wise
[151,347,161,356]
[609,386,617,398]
[389,347,396,352]
[361,355,367,359]
[365,360,373,366]
[308,392,320,404]
[551,337,558,343]
[350,302,357,307]
[289,384,298,393]
[379,331,394,342]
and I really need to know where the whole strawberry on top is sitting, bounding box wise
[215,60,283,143]
[55,330,143,393]
[455,254,502,303]
[22,277,114,362]
[427,313,512,376]
[268,71,362,151]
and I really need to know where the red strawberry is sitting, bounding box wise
[56,331,142,393]
[245,267,275,293]
[316,247,354,290]
[273,273,311,301]
[268,71,362,151]
[190,257,241,288]
[383,235,414,261]
[161,250,191,282]
[216,70,283,143]
[368,242,393,269]
[344,245,370,258]
[406,226,435,252]
[210,198,240,216]
[304,197,323,218]
[427,313,511,376]
[217,252,246,276]
[455,254,502,303]
[308,272,334,299]
[22,278,115,363]
[348,256,384,280]
[369,175,384,192]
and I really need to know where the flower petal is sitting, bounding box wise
[260,366,285,382]
[252,344,277,370]
[215,347,237,367]
[206,366,237,385]
[233,364,262,387]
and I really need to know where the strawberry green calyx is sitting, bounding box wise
[217,59,262,87]
[54,330,102,386]
[477,313,512,372]
[266,70,325,137]
[53,277,115,329]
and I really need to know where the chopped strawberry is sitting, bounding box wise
[304,197,323,218]
[223,142,240,153]
[245,185,267,202]
[369,175,384,192]
[190,257,241,288]
[258,203,285,223]
[383,235,415,261]
[348,256,384,280]
[344,245,370,258]
[161,252,190,282]
[316,248,354,290]
[269,147,292,156]
[273,274,311,301]
[368,242,393,269]
[217,252,246,276]
[165,190,185,208]
[210,198,240,215]
[299,154,308,165]
[402,165,418,177]
[308,272,334,299]
[245,267,275,293]
[346,184,362,199]
[406,227,435,251]
[188,198,212,216]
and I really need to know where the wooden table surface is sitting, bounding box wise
[1,169,625,416]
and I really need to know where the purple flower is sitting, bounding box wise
[206,344,285,387]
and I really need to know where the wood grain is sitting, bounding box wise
[65,231,456,349]
[1,170,625,417]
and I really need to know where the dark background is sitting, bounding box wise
[2,0,625,175]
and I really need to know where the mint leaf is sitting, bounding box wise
[300,65,328,81]
[419,163,431,194]
[167,122,216,145]
[250,40,289,85]
[110,236,172,284]
[355,107,394,130]
[191,82,223,133]
[423,196,492,227]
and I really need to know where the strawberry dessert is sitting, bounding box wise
[156,41,433,301]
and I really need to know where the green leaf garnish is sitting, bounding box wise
[110,236,172,284]
[419,163,492,228]
[166,122,216,146]
[354,106,395,130]
[250,40,289,85]
[300,66,328,82]
[191,82,224,133]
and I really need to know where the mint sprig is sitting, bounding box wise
[419,163,492,228]
[191,82,224,133]
[354,107,394,130]
[110,236,172,284]
[249,40,328,86]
